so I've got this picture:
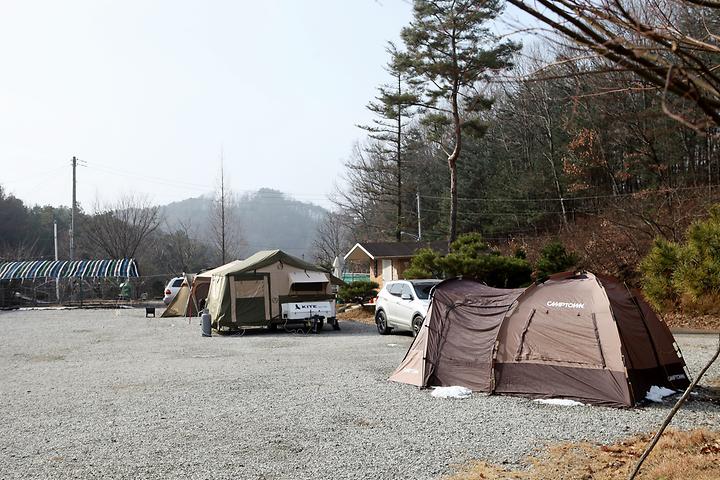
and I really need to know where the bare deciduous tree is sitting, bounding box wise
[507,0,720,129]
[311,211,353,268]
[155,219,212,274]
[209,160,244,264]
[82,194,160,259]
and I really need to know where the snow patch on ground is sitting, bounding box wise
[533,398,586,406]
[431,386,472,399]
[646,386,676,402]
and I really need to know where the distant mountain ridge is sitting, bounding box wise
[160,188,328,259]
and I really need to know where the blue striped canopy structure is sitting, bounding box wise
[0,259,139,281]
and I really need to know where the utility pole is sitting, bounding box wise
[416,190,422,241]
[70,156,77,261]
[396,72,402,243]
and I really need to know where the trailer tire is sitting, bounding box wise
[310,317,324,334]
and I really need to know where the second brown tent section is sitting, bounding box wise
[389,272,690,407]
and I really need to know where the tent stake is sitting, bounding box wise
[628,333,720,480]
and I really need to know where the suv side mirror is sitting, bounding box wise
[401,293,413,301]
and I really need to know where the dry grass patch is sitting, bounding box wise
[336,305,375,325]
[662,312,720,331]
[447,429,720,480]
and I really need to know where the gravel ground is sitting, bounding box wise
[0,308,718,480]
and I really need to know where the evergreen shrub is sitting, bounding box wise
[535,240,579,282]
[404,233,533,288]
[641,205,720,313]
[337,280,379,305]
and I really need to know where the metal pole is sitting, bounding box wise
[70,156,77,261]
[54,221,60,302]
[54,221,58,261]
[416,190,422,241]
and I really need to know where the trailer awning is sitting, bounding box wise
[0,259,139,281]
[288,271,329,284]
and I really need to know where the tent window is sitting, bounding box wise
[519,311,604,367]
[235,280,265,298]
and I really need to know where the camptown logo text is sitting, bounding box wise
[546,301,585,309]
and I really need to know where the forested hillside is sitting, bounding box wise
[161,188,327,260]
[331,0,720,284]
[0,187,327,279]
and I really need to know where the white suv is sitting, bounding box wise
[163,276,184,305]
[374,279,441,336]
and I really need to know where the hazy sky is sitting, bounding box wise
[0,0,531,211]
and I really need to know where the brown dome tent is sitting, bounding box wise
[389,272,690,407]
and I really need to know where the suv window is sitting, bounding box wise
[400,284,413,299]
[172,279,183,288]
[411,281,439,300]
[386,283,403,296]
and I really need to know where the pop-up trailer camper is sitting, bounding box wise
[205,250,342,333]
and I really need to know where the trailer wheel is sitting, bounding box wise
[268,323,277,332]
[311,318,324,334]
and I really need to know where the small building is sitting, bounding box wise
[343,241,448,288]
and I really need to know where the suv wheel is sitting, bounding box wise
[375,310,390,335]
[412,315,424,337]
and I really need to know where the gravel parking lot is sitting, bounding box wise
[1,308,718,480]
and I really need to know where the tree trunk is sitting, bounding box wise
[220,161,226,264]
[449,157,458,243]
[448,81,462,245]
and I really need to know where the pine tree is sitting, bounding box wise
[357,43,419,242]
[395,0,519,243]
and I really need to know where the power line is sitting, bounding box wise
[82,162,334,201]
[83,164,212,192]
[2,164,67,185]
[419,183,720,203]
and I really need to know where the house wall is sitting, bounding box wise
[394,259,410,279]
[370,257,412,289]
[370,260,381,286]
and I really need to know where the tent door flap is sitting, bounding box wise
[230,275,270,324]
